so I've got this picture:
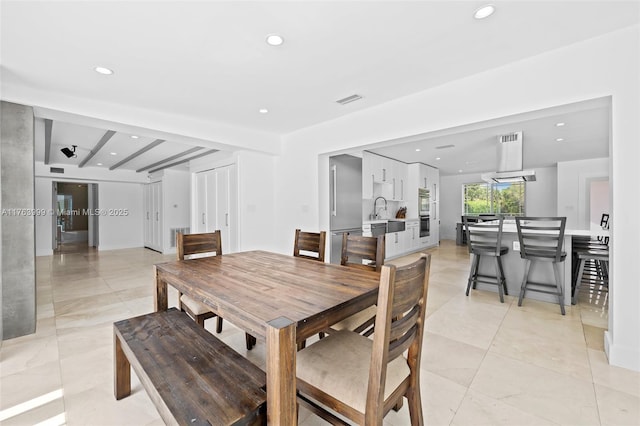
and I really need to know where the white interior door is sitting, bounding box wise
[194,172,208,233]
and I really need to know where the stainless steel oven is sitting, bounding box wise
[420,215,430,237]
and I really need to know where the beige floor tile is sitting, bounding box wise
[56,323,113,360]
[470,352,600,425]
[53,291,124,316]
[0,398,66,426]
[0,361,63,410]
[490,323,592,381]
[59,344,112,396]
[54,301,133,330]
[425,292,509,350]
[420,332,487,387]
[499,303,585,346]
[451,389,558,425]
[0,334,60,377]
[594,383,640,426]
[584,324,606,351]
[588,349,640,398]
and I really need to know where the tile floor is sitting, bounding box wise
[1,240,638,425]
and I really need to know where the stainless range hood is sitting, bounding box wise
[481,132,536,183]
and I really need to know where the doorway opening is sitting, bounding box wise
[53,182,99,254]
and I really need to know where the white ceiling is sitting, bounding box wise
[1,1,637,172]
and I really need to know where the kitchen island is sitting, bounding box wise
[471,222,608,306]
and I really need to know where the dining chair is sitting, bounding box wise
[330,233,385,336]
[515,217,567,315]
[293,229,327,262]
[296,253,431,425]
[177,232,257,350]
[462,215,509,302]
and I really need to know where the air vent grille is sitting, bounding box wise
[499,132,521,143]
[170,227,190,248]
[435,144,455,150]
[50,167,64,174]
[336,94,363,105]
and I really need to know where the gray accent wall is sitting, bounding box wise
[1,101,36,340]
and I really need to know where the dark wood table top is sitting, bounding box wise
[154,250,381,342]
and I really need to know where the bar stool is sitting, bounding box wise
[572,247,609,305]
[515,217,567,315]
[463,216,509,302]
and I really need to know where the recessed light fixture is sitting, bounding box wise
[259,108,269,114]
[97,162,103,166]
[436,157,441,161]
[556,122,566,127]
[556,138,564,142]
[415,148,421,152]
[474,4,495,19]
[94,66,114,75]
[266,34,284,46]
[110,152,117,156]
[458,169,463,173]
[131,135,139,139]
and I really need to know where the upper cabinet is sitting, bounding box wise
[362,151,407,201]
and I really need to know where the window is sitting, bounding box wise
[463,182,525,216]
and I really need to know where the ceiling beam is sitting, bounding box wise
[78,130,116,167]
[109,139,165,170]
[148,149,218,174]
[136,146,203,173]
[44,119,53,165]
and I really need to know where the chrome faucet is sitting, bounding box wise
[373,196,387,219]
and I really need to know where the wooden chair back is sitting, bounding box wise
[515,217,567,262]
[177,231,222,260]
[340,233,385,272]
[463,215,504,256]
[365,253,431,423]
[293,229,327,262]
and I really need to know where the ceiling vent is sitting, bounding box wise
[50,167,64,174]
[435,144,455,150]
[336,94,363,105]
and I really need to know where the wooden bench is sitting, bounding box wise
[114,308,267,426]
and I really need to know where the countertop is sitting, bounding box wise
[363,217,419,225]
[466,221,609,237]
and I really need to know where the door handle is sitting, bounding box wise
[202,213,205,225]
[225,213,229,227]
[392,178,396,199]
[331,165,337,217]
[147,212,149,220]
[156,212,159,221]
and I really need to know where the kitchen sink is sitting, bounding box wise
[386,220,406,233]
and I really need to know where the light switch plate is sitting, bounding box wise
[513,241,520,251]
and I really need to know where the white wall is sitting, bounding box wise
[438,166,558,241]
[590,179,609,231]
[277,26,639,371]
[148,169,191,254]
[557,157,609,229]
[96,182,144,251]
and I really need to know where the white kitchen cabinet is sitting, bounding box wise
[390,160,407,202]
[144,170,191,254]
[419,164,430,189]
[363,151,408,201]
[385,230,406,258]
[405,220,420,250]
[193,164,238,253]
[143,181,163,252]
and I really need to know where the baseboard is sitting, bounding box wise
[604,330,640,372]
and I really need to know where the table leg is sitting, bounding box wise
[154,266,168,312]
[114,332,130,400]
[266,317,297,425]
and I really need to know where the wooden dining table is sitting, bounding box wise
[153,250,381,425]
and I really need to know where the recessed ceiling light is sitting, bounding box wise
[436,157,441,160]
[474,4,495,19]
[556,138,564,142]
[259,108,269,114]
[94,66,114,75]
[415,148,421,152]
[97,162,103,166]
[110,152,117,155]
[458,169,463,173]
[131,135,139,139]
[266,34,284,46]
[556,122,565,127]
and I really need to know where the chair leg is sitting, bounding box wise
[494,257,504,303]
[466,254,478,296]
[216,316,223,333]
[195,314,206,328]
[178,291,184,311]
[518,259,532,307]
[553,262,566,315]
[497,256,508,296]
[406,386,424,426]
[572,259,586,305]
[246,333,257,350]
